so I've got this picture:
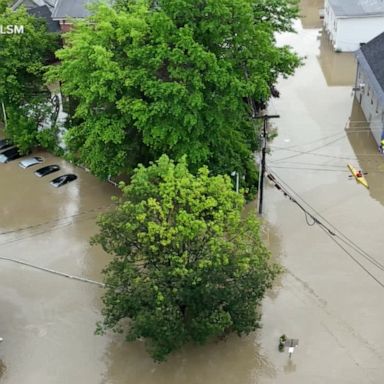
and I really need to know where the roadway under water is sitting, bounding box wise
[1,1,384,382]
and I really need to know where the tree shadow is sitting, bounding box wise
[100,332,276,384]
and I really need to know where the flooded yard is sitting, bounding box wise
[1,1,384,383]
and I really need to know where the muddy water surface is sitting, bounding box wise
[264,9,384,384]
[1,2,384,383]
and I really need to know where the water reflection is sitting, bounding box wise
[283,359,296,374]
[102,333,276,384]
[0,359,6,379]
[299,0,324,29]
[346,99,384,206]
[317,29,356,86]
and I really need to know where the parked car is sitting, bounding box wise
[0,147,21,164]
[0,139,12,151]
[50,174,77,187]
[18,156,44,169]
[35,164,60,177]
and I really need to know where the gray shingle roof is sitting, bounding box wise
[12,0,56,10]
[27,5,60,32]
[359,32,384,91]
[51,0,95,19]
[329,0,384,17]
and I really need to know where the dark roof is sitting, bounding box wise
[360,32,384,90]
[328,0,384,17]
[51,0,94,19]
[27,5,60,32]
[12,0,57,11]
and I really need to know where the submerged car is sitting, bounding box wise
[50,174,77,187]
[18,156,44,169]
[0,147,21,164]
[0,139,12,151]
[34,164,60,177]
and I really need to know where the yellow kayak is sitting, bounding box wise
[347,164,369,189]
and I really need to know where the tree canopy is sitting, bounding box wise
[93,155,279,361]
[48,0,300,189]
[0,3,59,152]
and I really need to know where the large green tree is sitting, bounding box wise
[48,0,300,189]
[0,3,59,152]
[93,155,279,361]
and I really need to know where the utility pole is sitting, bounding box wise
[1,101,7,129]
[231,171,239,193]
[256,114,280,215]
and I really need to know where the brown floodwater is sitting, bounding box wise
[1,2,384,383]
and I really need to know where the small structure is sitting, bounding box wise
[323,0,384,52]
[12,0,57,12]
[27,5,60,33]
[285,338,299,359]
[12,0,103,32]
[354,32,384,146]
[278,335,299,358]
[51,0,96,32]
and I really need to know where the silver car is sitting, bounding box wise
[18,156,44,169]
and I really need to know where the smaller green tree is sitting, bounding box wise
[93,155,279,361]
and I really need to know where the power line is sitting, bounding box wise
[0,256,104,287]
[269,171,384,271]
[270,145,383,163]
[257,114,280,215]
[0,205,112,236]
[281,132,346,149]
[266,172,384,287]
[269,165,349,173]
[318,227,384,289]
[270,165,384,175]
[271,160,347,168]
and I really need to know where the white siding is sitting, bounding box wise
[324,0,384,52]
[355,67,384,145]
[337,16,384,52]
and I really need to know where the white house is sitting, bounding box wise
[323,0,384,52]
[354,32,384,146]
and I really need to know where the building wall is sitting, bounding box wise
[337,17,384,52]
[355,64,384,145]
[323,0,338,46]
[324,0,384,52]
[58,21,73,32]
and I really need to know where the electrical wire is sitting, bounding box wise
[270,135,348,163]
[0,204,112,236]
[274,171,384,271]
[318,226,384,289]
[270,145,384,163]
[271,160,346,168]
[281,132,346,149]
[269,171,384,271]
[266,171,384,286]
[0,215,98,248]
[269,165,349,173]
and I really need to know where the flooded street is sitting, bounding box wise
[262,0,384,382]
[1,1,384,383]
